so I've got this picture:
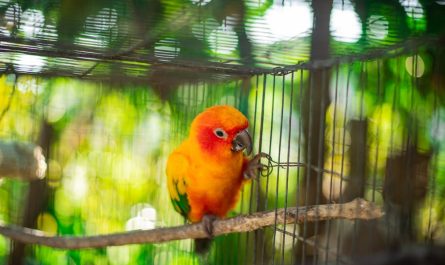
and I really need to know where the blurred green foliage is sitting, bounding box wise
[0,0,444,264]
[0,49,444,264]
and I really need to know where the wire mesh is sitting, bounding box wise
[0,38,444,265]
[0,1,445,264]
[0,0,437,81]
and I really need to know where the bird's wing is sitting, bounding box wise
[166,151,191,219]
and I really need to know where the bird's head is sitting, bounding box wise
[190,105,252,157]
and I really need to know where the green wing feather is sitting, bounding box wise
[166,152,191,219]
[171,182,190,219]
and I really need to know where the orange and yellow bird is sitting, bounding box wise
[166,105,261,254]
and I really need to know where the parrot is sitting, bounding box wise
[166,105,262,254]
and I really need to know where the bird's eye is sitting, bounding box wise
[214,128,227,139]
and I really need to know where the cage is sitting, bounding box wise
[0,0,444,265]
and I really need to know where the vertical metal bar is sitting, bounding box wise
[260,73,274,265]
[231,80,241,264]
[206,82,212,109]
[225,83,230,105]
[350,61,368,255]
[427,102,439,243]
[335,65,352,265]
[280,71,295,265]
[272,74,286,265]
[404,51,418,237]
[194,82,200,120]
[108,8,113,45]
[235,79,241,108]
[203,81,208,108]
[325,63,340,265]
[215,235,220,264]
[253,75,268,264]
[246,74,262,265]
[385,56,401,243]
[312,68,328,265]
[223,235,229,265]
[371,60,382,203]
[186,82,194,265]
[238,173,245,265]
[186,82,192,133]
[290,69,304,265]
[426,50,443,243]
[238,75,259,265]
[368,58,381,254]
[265,74,277,211]
[302,70,314,265]
[358,62,366,126]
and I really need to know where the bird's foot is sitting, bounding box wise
[202,214,217,238]
[243,152,270,179]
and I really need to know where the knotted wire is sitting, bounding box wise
[256,152,348,181]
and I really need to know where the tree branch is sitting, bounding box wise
[0,198,382,249]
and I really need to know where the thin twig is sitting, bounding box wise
[0,198,383,249]
[79,62,99,78]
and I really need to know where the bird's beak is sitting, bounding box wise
[232,129,252,155]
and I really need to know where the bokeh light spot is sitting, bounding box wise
[248,1,312,45]
[400,0,424,19]
[331,8,361,43]
[190,0,211,5]
[37,212,58,235]
[367,15,389,40]
[63,164,89,202]
[209,22,238,55]
[16,54,45,73]
[21,9,44,38]
[405,55,425,77]
[126,204,157,230]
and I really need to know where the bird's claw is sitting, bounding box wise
[202,215,217,238]
[243,152,270,179]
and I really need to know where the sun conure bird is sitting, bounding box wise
[166,105,262,254]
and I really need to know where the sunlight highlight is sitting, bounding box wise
[192,18,218,40]
[367,15,389,40]
[16,54,45,73]
[0,0,10,8]
[21,9,44,38]
[107,246,130,265]
[248,0,312,45]
[209,20,238,55]
[430,108,445,143]
[190,0,211,5]
[399,0,424,19]
[5,4,21,21]
[63,164,89,202]
[75,8,118,48]
[154,39,180,60]
[3,4,22,36]
[405,55,425,77]
[264,1,312,40]
[126,204,157,230]
[86,8,118,31]
[37,212,58,235]
[331,7,361,42]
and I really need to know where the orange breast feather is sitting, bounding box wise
[173,139,247,223]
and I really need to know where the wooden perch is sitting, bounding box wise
[0,198,382,249]
[0,141,47,180]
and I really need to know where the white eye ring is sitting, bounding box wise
[213,128,228,139]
